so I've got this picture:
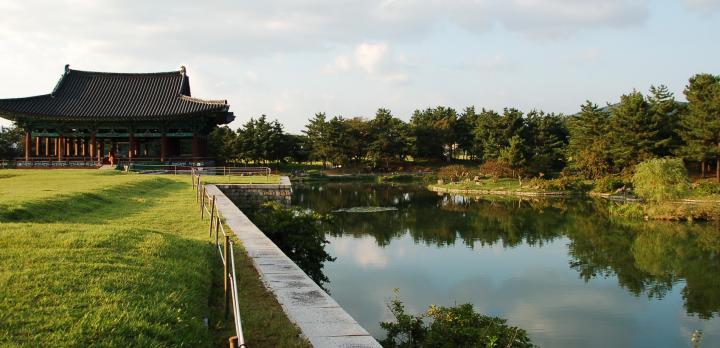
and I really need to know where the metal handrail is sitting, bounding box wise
[194,174,246,348]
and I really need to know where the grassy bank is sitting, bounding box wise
[0,170,307,347]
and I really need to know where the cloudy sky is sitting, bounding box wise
[0,0,718,132]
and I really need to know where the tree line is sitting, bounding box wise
[1,73,718,180]
[206,73,719,181]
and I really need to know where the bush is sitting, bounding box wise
[593,176,626,193]
[380,291,535,348]
[437,165,470,183]
[632,158,690,202]
[526,176,591,192]
[246,202,335,289]
[477,160,514,180]
[693,181,720,196]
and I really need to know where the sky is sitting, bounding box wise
[0,0,718,133]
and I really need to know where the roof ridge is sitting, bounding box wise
[179,95,227,105]
[68,69,182,77]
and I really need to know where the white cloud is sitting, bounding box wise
[323,55,352,74]
[683,0,720,12]
[355,43,389,74]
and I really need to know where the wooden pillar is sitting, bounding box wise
[192,134,200,160]
[54,138,58,156]
[35,137,40,157]
[160,134,168,162]
[24,131,30,161]
[89,133,96,161]
[58,135,64,161]
[128,133,135,160]
[45,137,49,157]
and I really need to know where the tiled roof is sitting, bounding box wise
[0,66,232,122]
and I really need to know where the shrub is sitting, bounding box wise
[477,160,514,180]
[437,165,470,183]
[694,181,720,196]
[246,202,335,289]
[593,176,626,193]
[609,202,647,219]
[526,176,591,192]
[380,291,535,348]
[632,158,690,202]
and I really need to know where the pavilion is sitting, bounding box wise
[0,65,234,168]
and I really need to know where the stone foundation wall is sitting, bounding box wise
[216,176,292,209]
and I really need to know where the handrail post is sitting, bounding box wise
[229,336,238,348]
[209,196,216,236]
[224,235,231,319]
[201,186,206,219]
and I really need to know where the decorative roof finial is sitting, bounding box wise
[180,65,186,75]
[64,64,70,73]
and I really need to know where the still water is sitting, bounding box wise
[292,182,720,348]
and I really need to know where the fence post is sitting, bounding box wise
[224,235,231,319]
[228,336,238,348]
[201,186,206,219]
[209,196,216,236]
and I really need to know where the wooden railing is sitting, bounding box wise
[193,174,247,348]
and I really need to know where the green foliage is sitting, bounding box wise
[0,124,22,160]
[525,176,591,192]
[410,106,459,161]
[609,202,647,219]
[632,158,690,202]
[678,73,720,180]
[567,101,612,178]
[694,181,720,195]
[608,90,664,169]
[380,291,535,348]
[369,108,411,168]
[246,202,335,288]
[593,176,627,193]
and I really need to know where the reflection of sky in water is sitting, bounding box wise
[324,230,720,348]
[292,183,720,347]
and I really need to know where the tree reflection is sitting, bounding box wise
[293,183,720,319]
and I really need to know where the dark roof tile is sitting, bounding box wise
[0,67,231,122]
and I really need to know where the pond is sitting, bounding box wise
[291,182,720,348]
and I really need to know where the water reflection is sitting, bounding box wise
[292,183,720,346]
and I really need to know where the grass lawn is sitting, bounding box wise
[0,170,308,347]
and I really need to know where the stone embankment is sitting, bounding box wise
[206,182,381,348]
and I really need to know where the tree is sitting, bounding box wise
[525,111,569,176]
[207,126,237,165]
[632,158,690,202]
[303,112,332,167]
[499,135,526,178]
[679,73,720,181]
[567,101,612,178]
[608,90,664,171]
[235,115,286,164]
[344,117,371,162]
[368,108,409,169]
[410,106,457,161]
[0,125,22,160]
[474,108,501,161]
[648,85,683,157]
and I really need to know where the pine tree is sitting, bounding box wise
[303,112,332,167]
[648,85,682,157]
[679,73,720,181]
[567,101,612,178]
[608,90,662,171]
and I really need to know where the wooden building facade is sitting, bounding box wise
[0,65,234,167]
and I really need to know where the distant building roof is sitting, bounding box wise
[0,65,233,123]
